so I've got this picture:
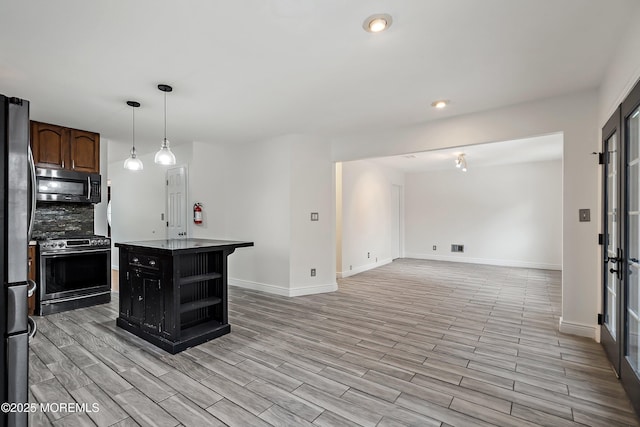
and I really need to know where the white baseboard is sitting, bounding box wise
[338,258,393,279]
[559,317,598,340]
[404,253,561,271]
[229,278,337,297]
[289,283,338,297]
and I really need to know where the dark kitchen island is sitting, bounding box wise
[115,238,253,354]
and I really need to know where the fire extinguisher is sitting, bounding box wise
[193,203,203,225]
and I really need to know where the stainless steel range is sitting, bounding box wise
[37,235,111,315]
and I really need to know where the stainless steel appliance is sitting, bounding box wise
[35,167,101,204]
[0,94,32,427]
[37,235,111,315]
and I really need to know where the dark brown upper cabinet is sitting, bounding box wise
[31,121,100,173]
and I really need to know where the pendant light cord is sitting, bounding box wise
[163,90,167,145]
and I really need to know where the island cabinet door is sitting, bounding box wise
[129,272,144,324]
[143,278,164,332]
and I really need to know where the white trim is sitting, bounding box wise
[404,253,561,271]
[229,278,337,297]
[229,278,290,296]
[338,258,393,278]
[289,283,338,297]
[559,317,598,340]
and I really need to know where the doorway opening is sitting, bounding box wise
[335,133,564,282]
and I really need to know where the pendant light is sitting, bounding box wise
[154,84,176,165]
[455,153,467,172]
[123,101,143,171]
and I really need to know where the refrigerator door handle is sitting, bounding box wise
[28,145,36,239]
[27,316,37,340]
[27,279,36,297]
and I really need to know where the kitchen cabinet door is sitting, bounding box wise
[31,122,68,170]
[30,121,100,173]
[69,129,100,173]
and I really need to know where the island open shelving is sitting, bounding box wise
[115,238,253,354]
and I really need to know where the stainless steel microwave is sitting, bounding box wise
[35,168,101,204]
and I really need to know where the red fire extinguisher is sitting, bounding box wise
[193,203,203,224]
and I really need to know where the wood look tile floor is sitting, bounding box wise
[29,259,640,426]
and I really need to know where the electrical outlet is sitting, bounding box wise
[433,245,436,250]
[367,252,370,258]
[310,212,319,221]
[350,265,352,270]
[311,268,316,277]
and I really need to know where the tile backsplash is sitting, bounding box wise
[31,202,94,240]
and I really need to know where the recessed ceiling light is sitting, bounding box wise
[431,100,449,109]
[363,14,392,33]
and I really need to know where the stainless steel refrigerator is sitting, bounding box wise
[0,94,31,427]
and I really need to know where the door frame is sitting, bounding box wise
[601,107,622,375]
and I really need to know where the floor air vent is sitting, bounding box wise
[451,244,464,253]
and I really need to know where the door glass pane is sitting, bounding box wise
[606,134,618,336]
[629,266,639,372]
[627,106,640,374]
[630,163,639,212]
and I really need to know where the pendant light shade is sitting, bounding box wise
[155,84,176,166]
[124,101,143,171]
[455,153,467,172]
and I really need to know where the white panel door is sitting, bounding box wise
[166,166,187,239]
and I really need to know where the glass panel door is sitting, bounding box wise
[626,106,640,380]
[621,82,640,413]
[602,109,621,374]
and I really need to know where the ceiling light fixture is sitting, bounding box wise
[123,101,143,171]
[154,84,176,166]
[431,100,449,109]
[363,14,392,33]
[456,154,467,172]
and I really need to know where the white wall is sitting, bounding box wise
[332,90,599,339]
[189,141,229,239]
[405,160,562,269]
[289,136,336,295]
[224,134,336,296]
[223,136,293,294]
[599,1,640,124]
[339,159,404,277]
[94,136,109,237]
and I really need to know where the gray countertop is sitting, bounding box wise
[115,238,253,253]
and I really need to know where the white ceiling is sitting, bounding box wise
[0,0,636,158]
[368,133,563,172]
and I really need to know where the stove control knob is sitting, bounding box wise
[57,242,64,248]
[148,260,156,267]
[132,257,139,264]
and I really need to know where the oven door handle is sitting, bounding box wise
[40,248,111,257]
[87,176,91,201]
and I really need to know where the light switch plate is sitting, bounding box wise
[579,209,590,222]
[310,212,319,221]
